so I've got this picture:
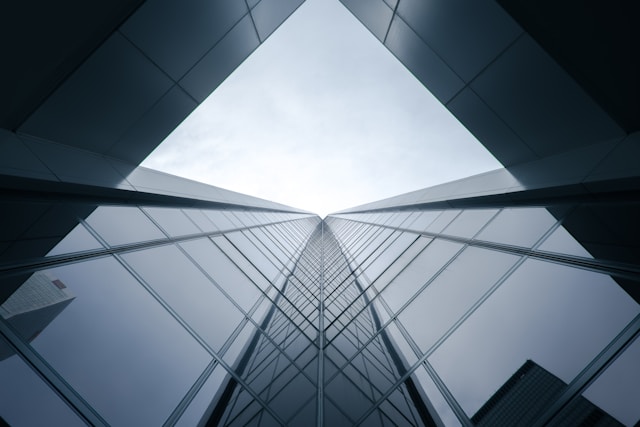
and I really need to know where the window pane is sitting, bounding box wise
[143,207,200,237]
[380,239,462,314]
[430,260,639,418]
[399,247,519,352]
[47,223,102,256]
[85,206,165,246]
[582,333,640,426]
[202,210,237,231]
[475,207,556,247]
[181,238,262,312]
[0,335,84,426]
[182,209,218,233]
[442,209,498,239]
[538,225,593,258]
[5,258,211,425]
[122,245,244,351]
[176,365,229,427]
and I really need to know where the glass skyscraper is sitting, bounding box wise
[1,1,638,426]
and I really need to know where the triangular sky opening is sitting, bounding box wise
[141,0,502,217]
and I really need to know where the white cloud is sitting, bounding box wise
[142,0,501,217]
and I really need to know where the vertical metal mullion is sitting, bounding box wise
[0,320,108,426]
[316,220,325,427]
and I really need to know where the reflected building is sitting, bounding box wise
[471,360,622,427]
[0,272,74,361]
[0,0,639,426]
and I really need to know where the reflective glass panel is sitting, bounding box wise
[85,206,165,246]
[582,333,640,426]
[122,245,244,351]
[181,238,263,312]
[0,335,84,426]
[143,207,200,237]
[475,207,557,247]
[430,260,639,418]
[5,258,211,425]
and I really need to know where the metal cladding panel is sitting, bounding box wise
[18,32,174,154]
[341,0,628,185]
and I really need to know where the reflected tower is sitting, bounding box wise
[1,0,639,426]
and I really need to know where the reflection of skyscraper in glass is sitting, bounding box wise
[472,360,622,427]
[0,1,639,426]
[0,272,74,360]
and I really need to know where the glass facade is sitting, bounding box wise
[2,1,639,426]
[1,201,638,426]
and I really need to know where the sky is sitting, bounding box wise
[141,0,502,217]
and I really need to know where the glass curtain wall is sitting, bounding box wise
[328,203,640,427]
[1,201,639,426]
[213,220,432,426]
[0,203,318,426]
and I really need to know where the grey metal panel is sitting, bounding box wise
[496,0,640,133]
[447,87,538,166]
[336,168,523,212]
[505,139,621,189]
[18,32,173,155]
[339,0,393,42]
[1,237,65,264]
[0,202,50,242]
[107,85,198,164]
[385,15,464,104]
[0,129,55,181]
[471,35,625,158]
[22,137,134,190]
[0,0,144,130]
[585,132,640,185]
[396,0,522,82]
[120,0,248,80]
[179,15,259,102]
[112,165,307,212]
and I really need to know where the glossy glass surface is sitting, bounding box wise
[360,232,416,283]
[400,247,519,352]
[212,236,275,295]
[475,207,556,247]
[13,258,211,425]
[85,206,165,246]
[380,239,463,313]
[182,208,218,233]
[143,207,200,237]
[538,225,593,258]
[47,223,103,256]
[176,365,229,427]
[429,260,639,417]
[122,244,244,351]
[181,238,263,312]
[203,210,238,231]
[425,210,460,233]
[0,335,84,426]
[582,334,640,426]
[405,210,442,232]
[224,231,281,282]
[2,192,636,426]
[441,208,498,238]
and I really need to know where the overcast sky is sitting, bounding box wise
[141,0,501,217]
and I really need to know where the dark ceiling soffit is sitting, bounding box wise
[0,175,306,214]
[336,177,640,215]
[0,0,147,131]
[496,0,640,132]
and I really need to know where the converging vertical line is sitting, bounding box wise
[316,220,325,427]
